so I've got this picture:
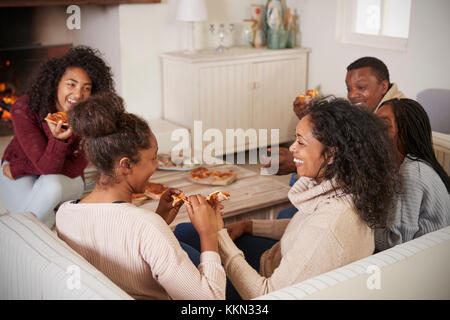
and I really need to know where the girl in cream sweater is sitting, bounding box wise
[56,93,225,300]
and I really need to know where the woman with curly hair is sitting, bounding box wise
[175,98,399,299]
[0,45,115,228]
[374,98,450,251]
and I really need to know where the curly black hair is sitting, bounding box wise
[27,45,115,118]
[306,98,400,228]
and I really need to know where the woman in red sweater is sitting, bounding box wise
[0,46,115,228]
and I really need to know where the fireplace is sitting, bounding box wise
[0,44,71,135]
[0,6,72,137]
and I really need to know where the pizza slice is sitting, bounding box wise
[171,193,189,206]
[306,89,319,99]
[132,193,148,201]
[131,192,148,206]
[144,181,169,200]
[189,167,212,180]
[297,89,320,104]
[206,191,231,205]
[45,111,69,126]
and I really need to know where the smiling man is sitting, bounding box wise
[345,56,405,113]
[285,57,405,177]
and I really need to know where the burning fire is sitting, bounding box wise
[0,82,17,120]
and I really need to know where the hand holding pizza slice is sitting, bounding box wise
[171,193,189,206]
[155,186,184,225]
[45,111,69,126]
[45,112,73,140]
[171,190,230,207]
[205,191,230,219]
[206,191,231,203]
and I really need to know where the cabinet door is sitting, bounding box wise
[197,63,253,154]
[252,56,307,145]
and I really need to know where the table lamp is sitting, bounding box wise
[176,0,208,54]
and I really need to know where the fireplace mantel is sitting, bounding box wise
[0,0,161,7]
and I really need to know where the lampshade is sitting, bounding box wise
[176,0,208,22]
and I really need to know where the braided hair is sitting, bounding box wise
[381,98,450,192]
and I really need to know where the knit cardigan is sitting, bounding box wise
[217,177,374,300]
[375,156,450,251]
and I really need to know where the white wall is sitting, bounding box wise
[31,0,450,124]
[32,6,73,45]
[117,2,178,120]
[72,5,123,94]
[117,0,267,120]
[297,0,450,100]
[32,5,123,94]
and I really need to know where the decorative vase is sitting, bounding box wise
[254,26,266,48]
[251,4,264,24]
[250,4,266,48]
[242,19,255,47]
[285,7,297,48]
[266,0,284,49]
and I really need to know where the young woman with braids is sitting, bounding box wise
[0,46,115,228]
[175,98,399,299]
[374,98,450,251]
[56,92,225,300]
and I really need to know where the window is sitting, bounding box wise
[336,0,412,51]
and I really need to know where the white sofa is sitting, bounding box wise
[1,211,449,300]
[0,212,132,300]
[260,225,450,300]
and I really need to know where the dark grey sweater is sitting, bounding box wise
[375,156,450,251]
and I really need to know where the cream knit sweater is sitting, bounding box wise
[56,201,226,300]
[218,177,374,300]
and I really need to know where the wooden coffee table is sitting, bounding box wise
[138,164,293,228]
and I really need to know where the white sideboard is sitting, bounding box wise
[161,47,310,155]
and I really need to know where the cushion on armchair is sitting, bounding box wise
[0,212,132,300]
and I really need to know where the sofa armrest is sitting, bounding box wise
[0,212,133,300]
[255,226,450,300]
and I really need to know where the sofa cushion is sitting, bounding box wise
[255,226,450,299]
[0,212,132,300]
